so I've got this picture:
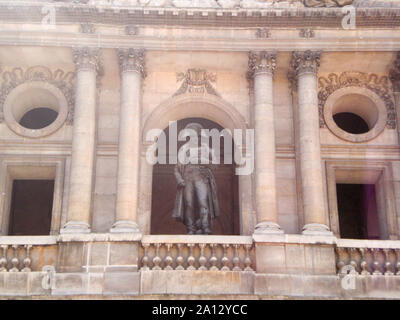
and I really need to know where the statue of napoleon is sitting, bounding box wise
[172,123,220,235]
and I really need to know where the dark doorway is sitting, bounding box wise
[150,117,240,235]
[336,183,380,239]
[8,180,54,235]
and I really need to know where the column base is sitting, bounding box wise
[254,222,284,235]
[110,220,141,234]
[60,221,91,234]
[302,223,333,236]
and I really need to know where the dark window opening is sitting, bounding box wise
[19,108,58,130]
[9,180,54,236]
[336,183,380,240]
[333,112,370,134]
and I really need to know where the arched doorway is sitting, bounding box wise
[150,117,240,235]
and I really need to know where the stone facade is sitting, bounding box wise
[0,0,399,299]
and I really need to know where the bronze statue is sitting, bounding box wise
[172,123,220,235]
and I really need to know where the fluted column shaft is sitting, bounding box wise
[291,51,331,235]
[249,52,283,234]
[61,48,101,234]
[111,49,146,233]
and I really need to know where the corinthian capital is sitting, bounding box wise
[118,48,146,78]
[248,51,277,78]
[72,47,102,74]
[390,52,400,93]
[290,50,321,76]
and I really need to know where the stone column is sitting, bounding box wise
[61,47,101,234]
[290,51,331,235]
[248,52,283,234]
[390,52,400,142]
[110,49,146,233]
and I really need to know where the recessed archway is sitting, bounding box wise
[138,94,255,236]
[150,117,240,235]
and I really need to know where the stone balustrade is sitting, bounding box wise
[140,235,254,272]
[0,236,57,272]
[336,239,400,276]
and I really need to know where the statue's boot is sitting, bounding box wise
[200,208,211,234]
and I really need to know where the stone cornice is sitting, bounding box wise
[390,52,400,93]
[290,50,321,76]
[0,30,399,52]
[1,2,400,29]
[247,51,276,78]
[72,47,102,74]
[118,48,146,78]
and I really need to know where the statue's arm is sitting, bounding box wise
[174,165,185,187]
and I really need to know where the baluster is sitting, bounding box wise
[10,245,20,272]
[0,245,8,272]
[152,243,162,270]
[141,244,150,271]
[372,249,383,275]
[164,244,173,270]
[22,245,32,272]
[383,249,394,276]
[187,244,196,270]
[335,247,345,273]
[244,244,253,271]
[360,248,371,275]
[175,244,184,270]
[396,250,400,275]
[221,244,230,271]
[232,244,241,271]
[198,244,207,271]
[349,248,359,274]
[209,244,219,271]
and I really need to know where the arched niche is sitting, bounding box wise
[138,94,255,236]
[151,117,240,235]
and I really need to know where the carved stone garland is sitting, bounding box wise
[0,66,76,124]
[174,68,219,97]
[318,71,396,129]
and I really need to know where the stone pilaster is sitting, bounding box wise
[390,52,400,143]
[110,48,146,234]
[248,52,283,234]
[290,51,332,236]
[61,47,101,234]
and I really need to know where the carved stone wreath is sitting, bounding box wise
[0,66,75,124]
[318,71,396,130]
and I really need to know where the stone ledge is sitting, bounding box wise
[142,235,253,244]
[253,233,337,245]
[57,233,142,243]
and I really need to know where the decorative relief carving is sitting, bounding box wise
[0,66,75,124]
[72,47,102,74]
[255,28,271,39]
[80,23,95,34]
[125,25,139,36]
[118,48,146,78]
[318,71,396,129]
[390,52,400,93]
[247,51,276,79]
[290,50,321,75]
[304,0,353,7]
[299,28,315,38]
[174,69,219,96]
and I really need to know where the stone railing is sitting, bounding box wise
[139,235,255,272]
[336,239,400,276]
[0,236,57,272]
